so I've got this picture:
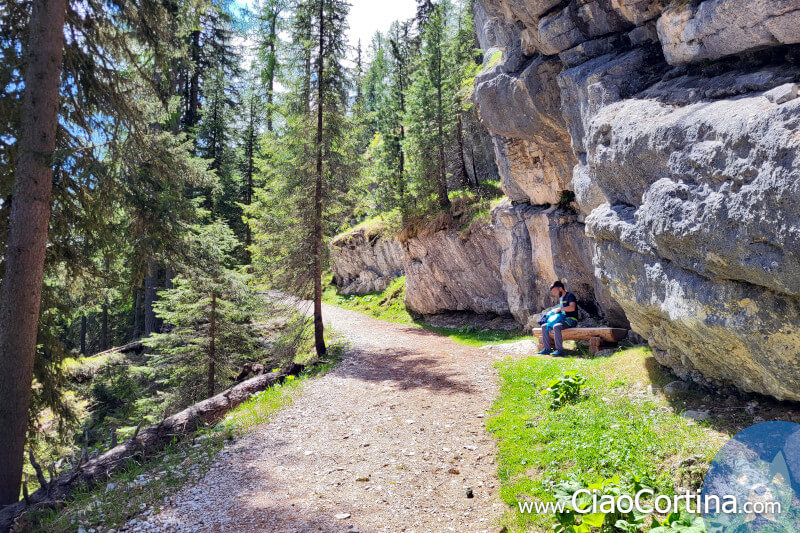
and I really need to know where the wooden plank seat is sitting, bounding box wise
[532,327,629,355]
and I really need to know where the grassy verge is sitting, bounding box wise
[488,346,728,532]
[323,276,528,347]
[23,345,344,532]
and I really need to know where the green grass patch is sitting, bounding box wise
[423,325,527,347]
[323,276,527,347]
[324,276,412,325]
[488,346,726,532]
[331,212,400,246]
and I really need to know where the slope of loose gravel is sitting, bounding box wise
[132,304,508,533]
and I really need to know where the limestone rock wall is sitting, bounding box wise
[473,0,800,400]
[401,201,615,325]
[330,230,404,296]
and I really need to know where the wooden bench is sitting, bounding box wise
[532,327,629,354]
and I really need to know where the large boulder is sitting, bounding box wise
[657,0,800,66]
[401,223,508,317]
[493,201,603,322]
[588,205,800,401]
[401,202,628,325]
[475,55,576,204]
[585,88,800,294]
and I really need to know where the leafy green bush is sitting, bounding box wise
[551,474,651,533]
[543,371,587,409]
[650,511,706,532]
[91,366,137,418]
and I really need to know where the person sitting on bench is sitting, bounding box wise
[538,281,579,356]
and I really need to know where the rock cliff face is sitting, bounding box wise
[473,0,800,400]
[401,200,618,324]
[330,229,404,295]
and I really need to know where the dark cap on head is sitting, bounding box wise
[550,281,565,290]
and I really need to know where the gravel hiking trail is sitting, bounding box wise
[132,304,508,533]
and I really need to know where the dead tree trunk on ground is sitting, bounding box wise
[0,364,305,529]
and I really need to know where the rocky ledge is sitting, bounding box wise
[473,0,800,400]
[330,228,404,296]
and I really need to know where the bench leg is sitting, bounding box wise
[537,336,544,352]
[589,336,601,355]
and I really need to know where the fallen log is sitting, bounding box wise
[88,341,144,359]
[0,363,304,532]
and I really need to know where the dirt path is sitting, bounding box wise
[133,305,508,532]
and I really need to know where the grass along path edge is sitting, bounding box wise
[488,346,729,532]
[323,276,528,347]
[21,346,344,532]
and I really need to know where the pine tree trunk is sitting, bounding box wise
[101,303,109,351]
[187,30,201,132]
[435,49,450,209]
[456,105,470,188]
[132,286,142,339]
[208,293,217,398]
[312,0,327,357]
[80,315,88,355]
[266,10,278,132]
[144,259,157,336]
[398,60,407,223]
[0,0,66,505]
[245,96,255,261]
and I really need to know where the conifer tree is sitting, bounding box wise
[407,1,453,210]
[0,0,219,503]
[258,0,286,132]
[0,0,67,504]
[249,0,353,356]
[145,220,263,406]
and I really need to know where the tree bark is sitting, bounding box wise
[207,293,217,398]
[187,29,201,133]
[80,315,87,355]
[265,8,279,132]
[164,266,173,290]
[101,303,109,351]
[0,0,67,505]
[244,95,256,261]
[395,43,408,223]
[144,259,157,336]
[132,286,142,339]
[435,42,450,210]
[455,105,470,188]
[312,0,327,357]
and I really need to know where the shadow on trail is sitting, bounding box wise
[335,347,477,395]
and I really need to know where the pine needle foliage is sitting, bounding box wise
[145,220,265,409]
